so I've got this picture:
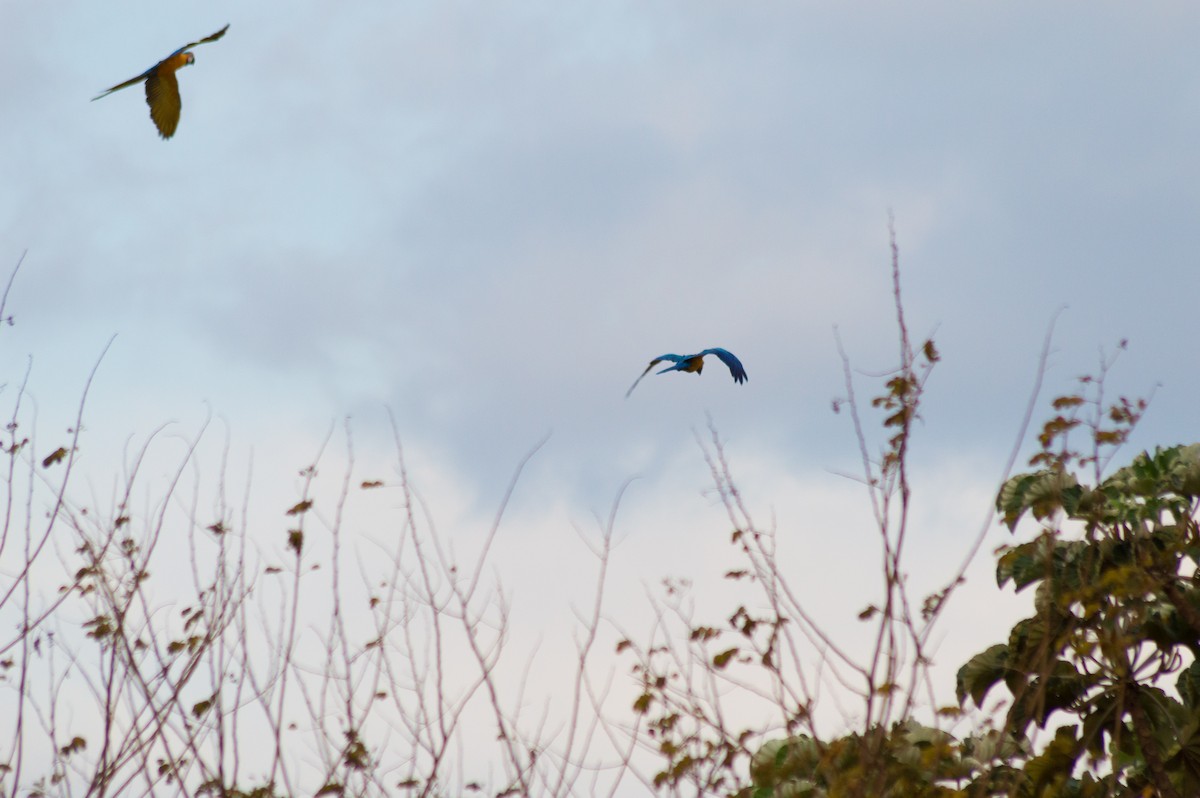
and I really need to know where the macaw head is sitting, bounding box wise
[183,52,196,67]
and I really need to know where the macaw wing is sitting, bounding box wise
[93,25,226,101]
[92,69,151,101]
[175,24,230,55]
[625,354,683,398]
[701,348,747,384]
[145,68,182,138]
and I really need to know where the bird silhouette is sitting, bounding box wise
[626,348,748,398]
[92,24,230,139]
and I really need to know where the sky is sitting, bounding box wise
[3,0,1200,791]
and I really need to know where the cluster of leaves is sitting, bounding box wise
[697,354,1198,798]
[951,366,1195,797]
[957,440,1200,798]
[749,722,1029,798]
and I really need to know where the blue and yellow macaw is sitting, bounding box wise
[92,24,230,139]
[626,348,748,398]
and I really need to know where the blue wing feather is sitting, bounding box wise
[652,354,690,375]
[701,348,748,384]
[626,349,746,397]
[626,354,682,397]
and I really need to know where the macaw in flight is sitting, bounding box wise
[626,348,748,398]
[92,24,230,139]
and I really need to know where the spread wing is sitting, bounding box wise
[175,24,230,55]
[92,23,225,105]
[92,26,227,102]
[701,348,747,384]
[625,354,683,398]
[92,69,151,101]
[145,68,182,138]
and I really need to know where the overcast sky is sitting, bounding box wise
[3,0,1200,787]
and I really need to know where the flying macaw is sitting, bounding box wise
[626,348,748,398]
[92,24,230,139]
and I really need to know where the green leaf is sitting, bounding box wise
[997,537,1056,591]
[997,470,1080,531]
[712,647,738,669]
[1134,685,1184,738]
[58,737,86,757]
[1178,660,1200,711]
[1174,717,1200,789]
[749,737,819,787]
[42,446,68,468]
[957,644,1009,707]
[1176,444,1200,497]
[1006,615,1070,674]
[1023,725,1081,792]
[1025,660,1087,727]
